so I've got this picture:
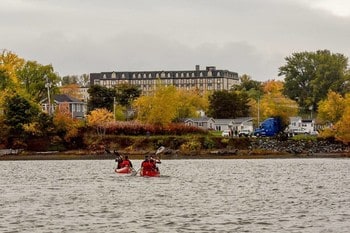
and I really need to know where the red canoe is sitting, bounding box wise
[115,167,132,174]
[140,169,160,177]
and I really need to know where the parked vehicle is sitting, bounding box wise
[292,128,309,135]
[253,117,283,137]
[238,129,251,137]
[221,129,231,137]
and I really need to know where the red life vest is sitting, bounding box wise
[141,160,154,171]
[121,160,131,168]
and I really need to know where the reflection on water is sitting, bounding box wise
[0,159,349,232]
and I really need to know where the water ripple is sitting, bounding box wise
[0,159,349,232]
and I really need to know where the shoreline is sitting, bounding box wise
[1,150,349,161]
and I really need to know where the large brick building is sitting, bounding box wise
[90,65,239,95]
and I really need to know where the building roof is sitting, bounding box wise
[53,94,83,103]
[185,117,215,123]
[214,119,235,125]
[232,117,253,124]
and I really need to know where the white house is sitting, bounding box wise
[288,116,315,134]
[214,117,253,134]
[184,117,215,130]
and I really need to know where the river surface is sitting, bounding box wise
[0,159,349,233]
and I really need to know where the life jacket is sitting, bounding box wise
[121,160,131,168]
[141,160,154,171]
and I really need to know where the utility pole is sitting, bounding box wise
[257,97,260,126]
[113,97,116,121]
[45,75,52,115]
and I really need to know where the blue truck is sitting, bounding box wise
[253,117,283,137]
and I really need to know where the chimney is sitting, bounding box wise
[195,65,200,71]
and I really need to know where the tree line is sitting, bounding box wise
[1,49,350,150]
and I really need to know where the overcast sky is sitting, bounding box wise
[1,0,349,81]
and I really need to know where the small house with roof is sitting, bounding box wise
[41,94,87,119]
[232,117,254,132]
[214,117,253,134]
[184,117,215,130]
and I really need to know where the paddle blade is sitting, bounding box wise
[155,146,165,155]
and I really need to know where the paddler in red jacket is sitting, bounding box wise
[141,155,154,172]
[120,155,133,168]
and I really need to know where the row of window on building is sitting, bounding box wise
[102,71,235,79]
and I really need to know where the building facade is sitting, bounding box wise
[41,94,87,119]
[90,65,239,95]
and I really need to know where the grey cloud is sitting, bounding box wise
[0,0,349,81]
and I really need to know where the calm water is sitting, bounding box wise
[0,159,349,233]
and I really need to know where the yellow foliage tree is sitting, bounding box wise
[133,85,178,126]
[334,106,350,144]
[319,93,350,143]
[86,108,114,136]
[263,79,284,94]
[175,89,208,121]
[317,91,346,124]
[259,80,298,125]
[0,50,24,88]
[133,86,208,126]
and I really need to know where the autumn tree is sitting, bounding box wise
[333,102,350,144]
[318,92,350,143]
[258,80,298,126]
[175,89,208,122]
[0,50,24,90]
[133,85,207,126]
[86,108,114,137]
[0,69,12,90]
[317,91,346,124]
[53,102,82,143]
[133,86,178,126]
[279,50,350,112]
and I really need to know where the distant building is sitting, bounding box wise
[41,94,87,119]
[90,65,239,95]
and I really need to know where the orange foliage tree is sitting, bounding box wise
[53,102,81,142]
